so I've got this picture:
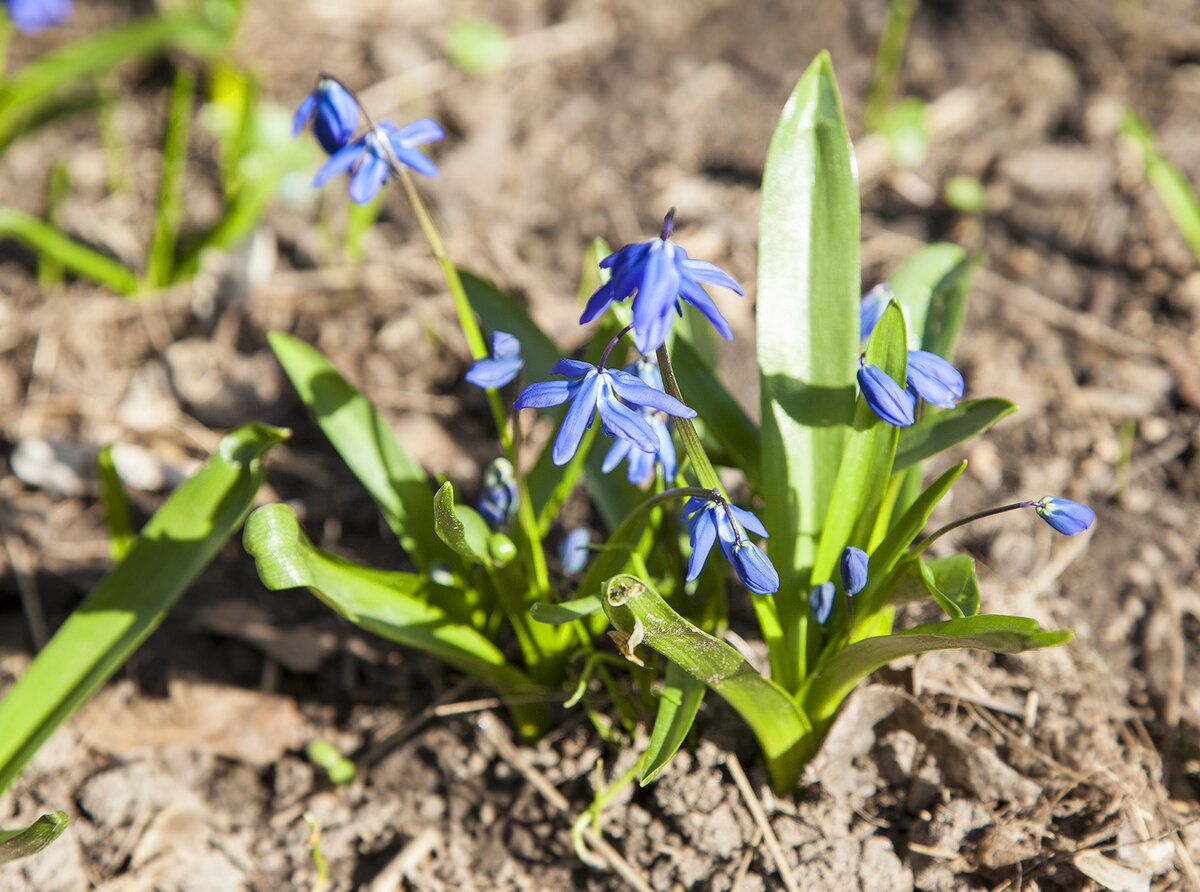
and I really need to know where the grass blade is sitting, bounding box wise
[96,444,135,561]
[639,661,705,785]
[0,812,69,863]
[145,66,195,289]
[0,208,137,294]
[893,398,1016,472]
[0,423,285,796]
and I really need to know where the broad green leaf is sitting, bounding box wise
[530,596,603,624]
[96,444,135,561]
[0,812,69,863]
[144,66,194,289]
[601,574,812,792]
[268,332,449,571]
[1123,108,1200,262]
[920,553,981,618]
[920,250,980,360]
[888,242,965,350]
[433,482,491,565]
[671,337,760,487]
[757,52,859,688]
[0,12,233,146]
[854,461,966,625]
[893,398,1016,472]
[640,661,705,785]
[0,424,284,796]
[0,208,137,294]
[805,614,1072,721]
[243,503,546,738]
[812,302,906,585]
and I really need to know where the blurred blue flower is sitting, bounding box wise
[809,581,836,625]
[1034,497,1094,535]
[601,360,677,484]
[858,359,915,426]
[580,209,745,356]
[839,546,869,595]
[4,0,72,32]
[558,528,591,575]
[466,331,523,389]
[906,350,964,409]
[859,282,893,341]
[683,495,777,594]
[514,359,695,466]
[477,458,517,528]
[293,77,360,154]
[313,118,444,205]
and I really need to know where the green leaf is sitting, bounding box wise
[145,66,194,289]
[920,250,980,360]
[445,16,509,75]
[881,97,929,167]
[640,661,705,785]
[805,615,1072,721]
[757,52,859,688]
[0,811,69,863]
[601,575,812,792]
[813,301,906,584]
[0,424,285,796]
[920,554,981,618]
[945,175,987,214]
[243,502,546,738]
[1123,107,1200,262]
[268,332,449,571]
[888,242,965,350]
[893,398,1016,471]
[0,208,137,294]
[96,444,135,561]
[433,482,491,565]
[530,596,603,624]
[0,12,233,147]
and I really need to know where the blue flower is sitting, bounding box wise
[558,528,591,575]
[858,358,916,426]
[683,495,778,594]
[906,350,964,409]
[513,359,696,466]
[839,546,869,595]
[1035,497,1094,535]
[860,282,893,341]
[477,458,518,528]
[809,581,836,625]
[313,118,444,205]
[601,360,677,484]
[4,0,71,32]
[580,209,745,356]
[293,77,360,154]
[466,331,523,389]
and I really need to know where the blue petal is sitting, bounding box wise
[680,257,744,295]
[492,331,521,360]
[809,581,836,624]
[551,358,596,379]
[313,81,360,153]
[678,276,733,340]
[839,546,869,595]
[580,281,617,324]
[392,145,439,178]
[630,245,682,354]
[601,436,633,473]
[906,350,964,408]
[685,505,719,581]
[292,93,317,136]
[649,416,676,481]
[393,117,445,147]
[1035,497,1095,535]
[595,382,659,452]
[558,528,591,574]
[513,379,574,409]
[605,242,654,299]
[349,150,390,205]
[858,363,916,426]
[465,356,522,388]
[729,505,768,538]
[313,139,364,187]
[607,369,696,418]
[859,283,893,341]
[732,542,779,594]
[552,372,600,465]
[625,443,656,484]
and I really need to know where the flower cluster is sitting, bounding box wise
[683,493,778,595]
[293,77,443,204]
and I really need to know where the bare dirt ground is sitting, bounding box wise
[4,0,1200,889]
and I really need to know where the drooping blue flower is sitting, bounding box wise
[466,331,523,389]
[858,358,916,426]
[682,495,777,594]
[513,359,696,466]
[558,528,591,575]
[313,118,444,205]
[601,360,677,484]
[580,209,745,356]
[477,458,518,528]
[839,546,869,595]
[906,349,964,409]
[293,77,360,154]
[860,282,894,341]
[4,0,72,32]
[809,581,836,625]
[1034,497,1094,536]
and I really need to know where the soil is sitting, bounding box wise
[4,0,1200,889]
